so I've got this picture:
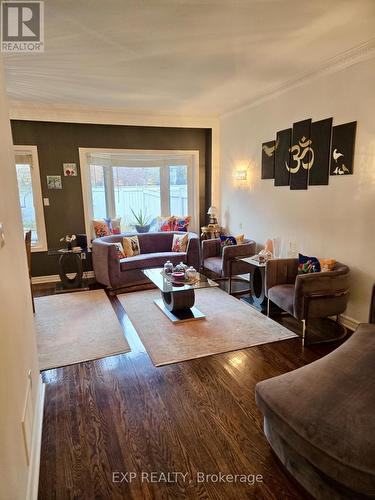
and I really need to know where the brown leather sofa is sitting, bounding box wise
[265,258,350,344]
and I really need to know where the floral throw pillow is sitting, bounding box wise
[93,218,122,237]
[93,219,110,238]
[175,216,191,232]
[298,253,321,274]
[112,242,125,259]
[172,233,188,252]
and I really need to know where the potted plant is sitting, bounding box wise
[131,208,151,233]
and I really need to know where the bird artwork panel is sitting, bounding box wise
[330,122,357,175]
[261,139,278,179]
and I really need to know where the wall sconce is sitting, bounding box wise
[234,169,248,181]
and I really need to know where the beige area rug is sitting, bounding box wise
[118,288,297,366]
[35,290,130,370]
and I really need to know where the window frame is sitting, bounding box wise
[14,145,47,252]
[79,148,200,241]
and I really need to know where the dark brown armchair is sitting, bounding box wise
[265,258,350,344]
[202,238,256,293]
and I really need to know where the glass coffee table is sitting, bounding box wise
[143,268,218,323]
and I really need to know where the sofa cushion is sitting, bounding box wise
[120,252,187,272]
[256,324,375,497]
[268,284,294,315]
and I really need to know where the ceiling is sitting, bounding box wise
[3,0,375,116]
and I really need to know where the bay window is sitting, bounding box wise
[80,149,199,238]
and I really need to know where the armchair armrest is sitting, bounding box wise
[186,233,200,269]
[265,258,298,295]
[202,238,220,262]
[294,263,350,320]
[222,240,256,276]
[92,238,120,288]
[294,266,350,298]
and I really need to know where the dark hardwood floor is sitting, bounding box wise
[35,282,343,500]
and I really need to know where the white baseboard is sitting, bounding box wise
[339,314,360,332]
[32,271,95,285]
[26,377,45,500]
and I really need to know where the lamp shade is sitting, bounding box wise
[207,206,217,215]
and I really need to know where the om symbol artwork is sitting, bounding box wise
[286,136,315,173]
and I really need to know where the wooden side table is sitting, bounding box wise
[201,224,222,240]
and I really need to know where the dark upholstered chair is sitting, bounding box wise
[201,238,256,293]
[265,258,350,345]
[255,297,375,499]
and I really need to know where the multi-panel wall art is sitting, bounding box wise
[261,118,356,189]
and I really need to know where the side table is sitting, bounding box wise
[235,256,268,313]
[201,224,222,240]
[48,249,91,293]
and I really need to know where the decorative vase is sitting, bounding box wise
[135,224,150,233]
[186,266,197,281]
[174,262,188,273]
[164,260,174,275]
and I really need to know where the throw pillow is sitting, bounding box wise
[220,235,237,247]
[319,258,336,272]
[298,253,321,274]
[104,217,122,235]
[112,242,125,259]
[172,233,188,252]
[122,235,140,257]
[235,234,245,245]
[159,216,176,232]
[175,216,191,232]
[93,219,110,238]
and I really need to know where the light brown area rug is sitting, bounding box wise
[35,290,130,370]
[118,288,297,366]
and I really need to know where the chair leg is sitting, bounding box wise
[267,298,270,317]
[302,319,307,346]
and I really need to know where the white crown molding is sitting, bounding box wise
[221,37,375,118]
[8,101,219,129]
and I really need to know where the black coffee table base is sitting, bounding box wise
[154,288,206,323]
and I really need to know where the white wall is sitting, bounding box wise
[0,57,41,499]
[219,56,375,323]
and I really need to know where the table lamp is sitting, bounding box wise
[207,206,218,225]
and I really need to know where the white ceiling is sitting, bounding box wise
[3,0,375,116]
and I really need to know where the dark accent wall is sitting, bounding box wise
[11,120,212,277]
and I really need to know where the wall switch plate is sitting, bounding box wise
[0,223,5,248]
[43,198,50,206]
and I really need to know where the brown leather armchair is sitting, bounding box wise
[202,238,256,293]
[265,258,350,344]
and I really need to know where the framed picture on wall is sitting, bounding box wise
[274,128,291,186]
[63,163,78,176]
[261,140,276,179]
[330,121,357,175]
[47,175,62,189]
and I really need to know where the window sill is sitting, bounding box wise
[31,245,47,253]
